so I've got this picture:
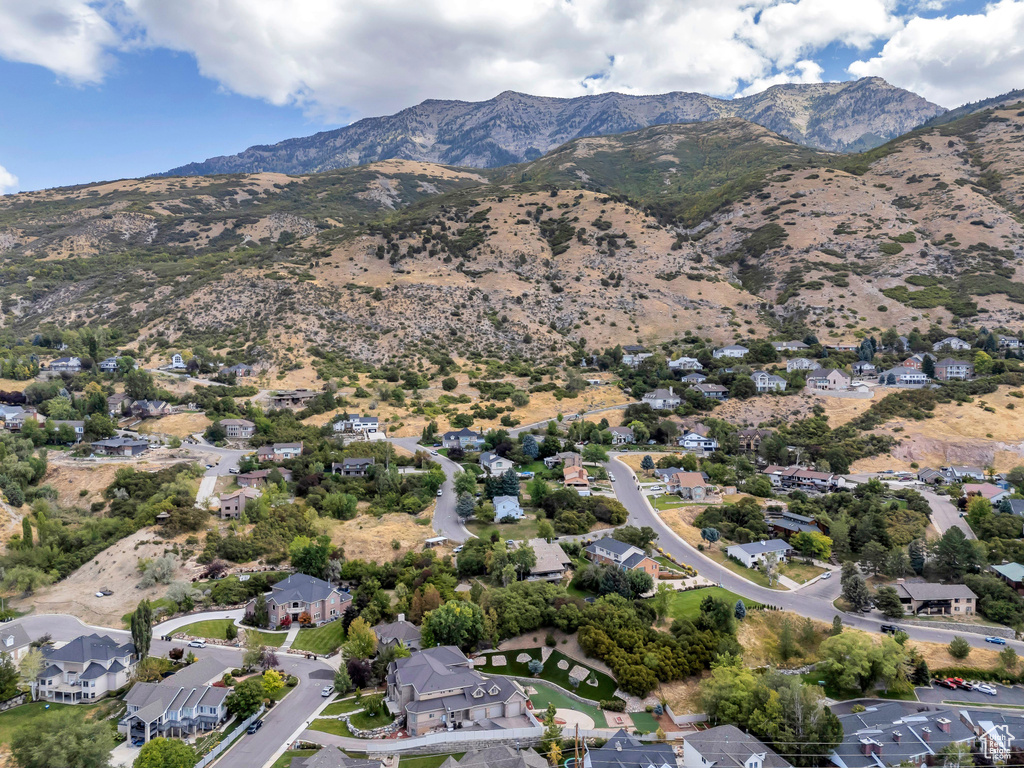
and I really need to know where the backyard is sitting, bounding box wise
[666,587,761,621]
[292,620,347,654]
[779,561,826,584]
[478,648,620,703]
[175,619,286,647]
[0,700,121,744]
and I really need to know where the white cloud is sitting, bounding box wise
[0,0,118,83]
[850,0,1024,106]
[737,60,826,98]
[0,163,19,195]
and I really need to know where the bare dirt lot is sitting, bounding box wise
[320,511,451,562]
[138,412,212,439]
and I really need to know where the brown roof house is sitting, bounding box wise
[667,471,711,500]
[563,465,591,496]
[218,487,262,519]
[895,582,976,616]
[237,468,294,488]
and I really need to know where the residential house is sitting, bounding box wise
[683,724,792,768]
[694,383,728,400]
[218,487,262,519]
[894,582,976,615]
[771,340,809,353]
[806,368,851,391]
[1002,499,1024,516]
[941,465,986,482]
[991,563,1024,595]
[681,372,708,384]
[257,442,303,461]
[245,573,352,627]
[438,746,548,768]
[667,471,710,500]
[738,428,772,453]
[878,366,928,386]
[963,482,1010,504]
[852,361,877,377]
[543,451,582,469]
[220,363,255,378]
[786,357,816,372]
[480,452,514,476]
[131,400,172,418]
[237,468,293,488]
[385,646,529,736]
[587,730,676,768]
[916,468,946,485]
[269,389,317,408]
[726,540,793,569]
[752,371,787,393]
[677,425,719,455]
[169,354,187,369]
[119,658,230,743]
[373,614,422,652]
[332,415,380,435]
[52,420,85,442]
[584,537,659,578]
[48,356,82,373]
[0,623,32,661]
[563,465,591,496]
[441,428,485,450]
[609,426,634,445]
[622,345,653,368]
[713,345,749,359]
[932,337,971,352]
[933,358,974,381]
[524,538,573,582]
[3,409,42,432]
[901,353,934,371]
[493,495,525,521]
[826,343,859,352]
[107,393,132,417]
[98,357,120,373]
[767,511,823,540]
[221,418,256,439]
[292,752,383,768]
[999,335,1021,349]
[37,634,136,703]
[91,436,149,457]
[761,465,837,491]
[668,356,703,371]
[333,457,375,477]
[642,386,682,409]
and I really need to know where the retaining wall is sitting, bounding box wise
[899,619,1015,639]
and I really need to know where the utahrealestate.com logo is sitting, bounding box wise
[982,723,1015,763]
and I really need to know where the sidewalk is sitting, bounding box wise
[281,624,301,650]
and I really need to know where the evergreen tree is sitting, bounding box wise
[908,539,926,575]
[831,615,843,636]
[20,518,30,548]
[521,434,539,459]
[922,355,935,378]
[131,600,152,659]
[734,600,746,620]
[641,455,655,473]
[499,468,520,497]
[456,493,475,519]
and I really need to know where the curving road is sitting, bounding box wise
[390,436,472,542]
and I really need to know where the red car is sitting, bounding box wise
[936,679,957,689]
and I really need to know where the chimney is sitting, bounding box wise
[616,743,622,752]
[937,718,951,734]
[893,732,902,745]
[398,613,406,623]
[921,727,931,743]
[669,386,674,395]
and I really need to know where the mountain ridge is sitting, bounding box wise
[161,77,945,177]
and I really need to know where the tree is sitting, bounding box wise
[858,541,888,576]
[641,455,655,473]
[734,600,746,620]
[874,586,904,618]
[537,520,554,542]
[582,444,608,463]
[522,434,539,459]
[1007,465,1024,492]
[790,531,832,560]
[841,574,872,611]
[131,599,153,659]
[922,355,936,378]
[700,527,720,547]
[652,583,672,624]
[454,470,478,497]
[11,709,114,768]
[225,623,237,642]
[528,659,544,675]
[456,492,475,519]
[830,615,843,636]
[625,568,654,598]
[441,377,458,392]
[938,742,974,768]
[19,649,43,699]
[759,551,781,587]
[134,738,195,768]
[948,636,971,660]
[908,539,926,575]
[1000,646,1018,671]
[421,600,484,650]
[345,617,378,659]
[252,593,269,628]
[819,632,874,693]
[334,665,353,693]
[0,653,17,700]
[779,619,797,661]
[262,669,285,697]
[225,676,265,718]
[932,527,982,581]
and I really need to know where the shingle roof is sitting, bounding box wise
[44,633,134,664]
[669,471,707,488]
[685,724,791,768]
[443,747,547,768]
[391,646,478,694]
[0,623,30,652]
[297,748,382,768]
[269,573,344,605]
[585,537,636,557]
[587,730,676,768]
[373,619,422,645]
[728,540,792,556]
[992,563,1024,583]
[894,582,976,601]
[527,538,573,575]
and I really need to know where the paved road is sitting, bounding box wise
[607,455,1021,652]
[16,614,334,768]
[390,436,472,543]
[843,473,976,540]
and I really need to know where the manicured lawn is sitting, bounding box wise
[0,701,119,744]
[704,549,785,590]
[651,495,694,511]
[666,587,761,621]
[175,619,286,647]
[467,516,545,542]
[528,686,606,724]
[653,556,687,574]
[348,710,394,730]
[292,621,347,654]
[629,712,661,734]
[309,718,354,738]
[322,698,363,716]
[269,749,319,768]
[480,649,619,701]
[779,561,826,584]
[391,754,466,768]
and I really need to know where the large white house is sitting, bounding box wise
[786,358,816,372]
[932,336,970,352]
[726,540,793,568]
[493,495,525,520]
[37,634,137,703]
[668,356,703,371]
[752,371,787,393]
[642,387,682,409]
[480,452,514,476]
[713,345,749,359]
[333,415,380,434]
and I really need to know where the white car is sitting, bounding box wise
[453,545,464,554]
[608,474,616,482]
[436,489,443,497]
[976,683,998,696]
[187,640,206,648]
[430,450,438,456]
[94,591,105,598]
[321,686,334,697]
[648,485,663,493]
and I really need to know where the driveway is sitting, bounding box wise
[919,488,976,540]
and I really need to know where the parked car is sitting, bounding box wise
[228,467,240,474]
[880,625,902,634]
[936,679,957,689]
[959,681,975,691]
[430,451,438,456]
[321,686,334,697]
[187,640,206,648]
[453,545,464,554]
[976,683,998,696]
[436,489,443,497]
[985,636,1007,645]
[608,474,616,482]
[648,485,663,493]
[820,571,831,580]
[247,719,264,734]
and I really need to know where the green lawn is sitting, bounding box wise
[308,718,354,738]
[528,685,606,724]
[629,712,661,734]
[650,495,695,511]
[348,710,394,730]
[779,561,826,584]
[269,749,319,768]
[467,516,545,542]
[0,701,119,744]
[479,649,619,701]
[292,621,347,654]
[666,587,761,621]
[175,619,286,647]
[321,698,363,716]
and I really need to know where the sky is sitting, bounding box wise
[0,0,1020,193]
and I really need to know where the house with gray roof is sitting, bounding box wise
[439,746,547,768]
[37,633,136,703]
[683,724,791,768]
[119,661,230,743]
[373,614,422,651]
[894,582,976,616]
[480,452,514,477]
[245,573,351,628]
[1001,499,1024,516]
[524,538,573,582]
[726,540,793,569]
[385,646,529,736]
[91,436,149,457]
[294,749,382,768]
[585,537,660,579]
[586,730,676,768]
[0,623,31,661]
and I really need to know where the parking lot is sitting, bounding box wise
[917,683,1024,706]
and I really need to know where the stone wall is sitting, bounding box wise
[899,619,1015,639]
[0,693,27,713]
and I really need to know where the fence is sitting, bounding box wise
[194,706,264,768]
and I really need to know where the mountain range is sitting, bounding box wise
[164,77,945,176]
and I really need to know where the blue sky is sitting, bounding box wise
[0,0,1015,193]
